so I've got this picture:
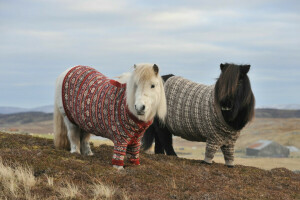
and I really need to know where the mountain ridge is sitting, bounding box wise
[0,105,53,114]
[1,108,300,126]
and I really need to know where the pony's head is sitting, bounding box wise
[215,63,255,130]
[126,63,167,122]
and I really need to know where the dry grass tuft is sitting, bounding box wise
[0,159,37,199]
[90,181,130,200]
[90,181,116,199]
[45,175,54,186]
[0,158,128,200]
[15,165,36,189]
[58,181,81,199]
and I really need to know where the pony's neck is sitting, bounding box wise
[220,105,248,131]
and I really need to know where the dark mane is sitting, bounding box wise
[215,63,255,130]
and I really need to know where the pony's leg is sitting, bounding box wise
[151,118,163,154]
[64,117,81,154]
[203,142,220,164]
[80,131,93,156]
[127,143,141,165]
[112,143,127,169]
[156,125,177,156]
[154,133,165,154]
[221,144,235,167]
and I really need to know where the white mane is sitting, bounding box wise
[123,63,166,122]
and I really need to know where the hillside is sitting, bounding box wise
[255,109,300,118]
[0,112,53,125]
[0,131,299,199]
[0,105,53,114]
[0,108,299,128]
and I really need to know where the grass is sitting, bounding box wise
[31,118,300,171]
[0,131,299,199]
[45,175,54,186]
[58,181,81,199]
[16,117,300,171]
[90,181,116,199]
[0,156,128,200]
[0,159,37,199]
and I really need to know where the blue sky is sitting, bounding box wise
[0,0,299,108]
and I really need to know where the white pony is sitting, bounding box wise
[54,64,167,169]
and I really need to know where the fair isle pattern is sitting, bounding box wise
[62,66,152,166]
[164,76,240,162]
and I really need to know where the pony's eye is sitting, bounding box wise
[151,84,155,88]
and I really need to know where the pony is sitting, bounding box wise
[54,64,167,170]
[142,63,255,167]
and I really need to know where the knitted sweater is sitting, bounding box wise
[62,66,152,166]
[164,76,240,160]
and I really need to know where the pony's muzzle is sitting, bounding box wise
[135,104,146,115]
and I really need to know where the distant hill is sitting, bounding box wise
[0,112,53,125]
[0,105,53,114]
[0,108,299,126]
[31,105,54,113]
[0,106,28,114]
[255,109,300,118]
[258,104,300,110]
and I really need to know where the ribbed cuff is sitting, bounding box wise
[225,160,234,166]
[112,159,124,166]
[129,158,140,165]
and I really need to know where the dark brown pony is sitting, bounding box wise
[142,63,255,166]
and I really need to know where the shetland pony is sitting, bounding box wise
[54,64,167,169]
[142,63,255,167]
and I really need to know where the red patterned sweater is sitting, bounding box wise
[62,66,153,166]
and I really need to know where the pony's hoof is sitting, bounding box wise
[80,150,93,156]
[83,151,93,156]
[226,165,234,168]
[70,150,81,154]
[200,160,212,165]
[113,165,124,170]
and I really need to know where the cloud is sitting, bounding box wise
[67,0,128,13]
[143,9,208,30]
[0,0,300,107]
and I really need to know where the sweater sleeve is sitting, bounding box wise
[126,141,141,165]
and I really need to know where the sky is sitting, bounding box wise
[0,0,299,108]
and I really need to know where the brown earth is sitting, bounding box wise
[0,131,299,200]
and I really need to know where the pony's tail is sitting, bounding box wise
[141,125,156,151]
[53,104,70,150]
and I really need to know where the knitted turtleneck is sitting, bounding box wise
[62,66,152,166]
[164,76,240,162]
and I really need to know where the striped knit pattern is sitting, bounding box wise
[62,66,152,166]
[164,76,240,162]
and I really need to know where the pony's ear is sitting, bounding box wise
[156,77,167,123]
[153,64,159,75]
[241,65,250,74]
[220,63,226,71]
[133,64,137,69]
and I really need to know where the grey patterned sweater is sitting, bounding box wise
[165,76,240,162]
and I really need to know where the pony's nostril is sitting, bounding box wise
[134,104,145,112]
